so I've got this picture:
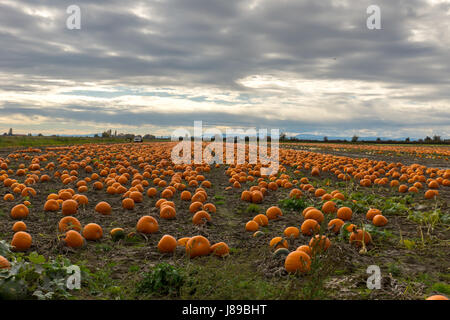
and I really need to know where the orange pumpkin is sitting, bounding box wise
[95,201,112,215]
[186,235,211,258]
[192,210,211,225]
[122,198,135,210]
[366,208,382,220]
[304,209,324,223]
[253,214,269,226]
[309,235,331,252]
[328,218,344,233]
[322,201,337,214]
[373,215,388,227]
[82,223,103,241]
[336,207,352,221]
[10,204,29,219]
[285,251,311,273]
[11,231,32,251]
[266,206,282,220]
[349,229,372,247]
[284,226,300,238]
[157,235,177,253]
[269,237,288,250]
[245,220,259,232]
[160,205,176,219]
[136,216,159,234]
[62,199,78,216]
[64,230,84,248]
[12,221,27,232]
[210,242,230,257]
[59,216,82,232]
[301,219,320,236]
[0,255,11,269]
[296,245,312,256]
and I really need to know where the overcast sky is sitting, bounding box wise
[0,0,449,138]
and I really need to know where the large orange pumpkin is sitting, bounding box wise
[285,251,311,273]
[62,199,78,216]
[64,230,84,248]
[186,235,211,258]
[136,216,159,234]
[44,199,60,212]
[266,206,282,220]
[210,242,229,257]
[58,216,82,232]
[157,235,177,253]
[11,231,32,251]
[10,204,29,219]
[82,223,103,241]
[192,210,211,225]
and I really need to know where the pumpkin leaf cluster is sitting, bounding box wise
[348,192,413,216]
[0,240,11,257]
[0,248,77,300]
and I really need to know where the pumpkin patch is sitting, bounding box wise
[0,141,447,300]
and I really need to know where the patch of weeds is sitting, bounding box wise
[387,262,402,277]
[245,204,261,214]
[215,200,225,205]
[213,195,225,201]
[131,243,147,248]
[124,233,144,244]
[358,288,372,299]
[128,265,140,273]
[399,239,416,250]
[95,243,113,253]
[228,247,241,254]
[298,253,334,300]
[439,273,450,282]
[334,269,347,275]
[136,263,184,297]
[408,209,448,230]
[279,198,309,212]
[431,282,450,295]
[80,263,120,298]
[335,181,347,188]
[414,273,433,286]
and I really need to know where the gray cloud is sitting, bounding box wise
[0,0,449,138]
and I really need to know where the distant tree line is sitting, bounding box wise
[285,135,449,145]
[99,129,157,141]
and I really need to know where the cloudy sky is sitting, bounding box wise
[0,0,449,138]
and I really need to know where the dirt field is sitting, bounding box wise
[0,142,448,300]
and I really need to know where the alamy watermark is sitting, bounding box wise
[171,121,279,175]
[66,5,81,30]
[366,265,381,289]
[66,265,81,290]
[66,4,381,31]
[367,5,381,30]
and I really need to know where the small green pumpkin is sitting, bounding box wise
[273,248,290,258]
